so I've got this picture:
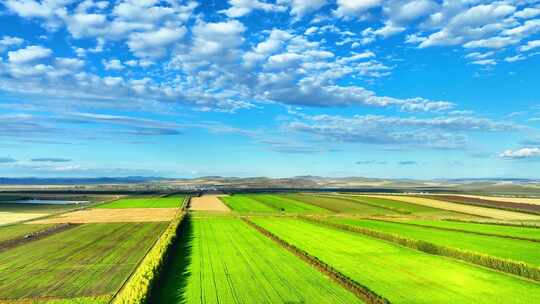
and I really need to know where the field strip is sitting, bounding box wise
[252,217,540,303]
[382,219,540,242]
[189,195,230,211]
[421,195,540,215]
[30,208,177,224]
[366,195,540,220]
[302,216,540,282]
[0,212,49,226]
[243,218,390,304]
[0,223,78,251]
[455,194,540,205]
[314,194,413,214]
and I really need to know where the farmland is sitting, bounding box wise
[153,216,360,303]
[2,191,540,303]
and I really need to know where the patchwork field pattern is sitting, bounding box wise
[189,195,230,211]
[97,195,185,209]
[251,217,540,304]
[153,217,360,304]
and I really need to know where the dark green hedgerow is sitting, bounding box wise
[242,218,390,304]
[111,197,189,304]
[301,216,540,282]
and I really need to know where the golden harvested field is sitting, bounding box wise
[456,194,540,205]
[365,195,540,220]
[0,212,48,225]
[189,195,230,211]
[31,208,177,224]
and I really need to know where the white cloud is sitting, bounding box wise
[471,59,497,65]
[0,36,24,52]
[520,40,540,52]
[514,8,540,19]
[190,20,246,60]
[335,0,382,18]
[504,54,525,62]
[7,45,52,64]
[127,27,186,58]
[500,147,540,159]
[102,59,124,70]
[289,0,327,19]
[221,0,286,18]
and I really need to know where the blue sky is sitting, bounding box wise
[0,0,539,179]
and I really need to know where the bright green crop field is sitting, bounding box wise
[220,195,277,212]
[0,222,167,302]
[248,194,329,212]
[153,216,361,304]
[96,195,185,209]
[327,218,540,267]
[403,219,540,241]
[0,223,55,243]
[252,217,540,304]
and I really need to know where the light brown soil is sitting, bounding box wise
[30,208,177,224]
[0,212,48,225]
[190,195,230,211]
[457,194,540,205]
[368,195,540,220]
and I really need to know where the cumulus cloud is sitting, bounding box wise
[335,0,382,18]
[289,0,327,19]
[0,36,24,52]
[221,0,286,18]
[7,45,52,64]
[520,40,540,52]
[500,147,540,159]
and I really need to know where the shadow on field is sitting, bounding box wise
[150,215,194,304]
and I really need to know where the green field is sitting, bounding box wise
[220,195,277,212]
[403,219,540,241]
[252,217,540,304]
[0,223,55,243]
[96,195,185,209]
[153,216,361,304]
[284,194,401,214]
[325,218,540,268]
[249,194,329,212]
[0,222,167,302]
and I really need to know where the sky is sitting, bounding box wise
[0,0,539,179]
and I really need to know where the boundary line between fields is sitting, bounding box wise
[370,218,540,243]
[301,216,540,282]
[242,217,391,304]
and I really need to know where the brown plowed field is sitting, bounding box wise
[30,208,177,224]
[190,195,230,211]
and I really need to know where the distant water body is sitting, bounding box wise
[13,199,89,205]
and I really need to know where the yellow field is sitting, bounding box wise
[190,195,231,211]
[365,195,540,220]
[0,212,48,225]
[31,208,177,224]
[456,194,540,206]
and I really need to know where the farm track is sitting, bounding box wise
[0,223,79,251]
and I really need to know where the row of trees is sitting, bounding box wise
[111,196,189,304]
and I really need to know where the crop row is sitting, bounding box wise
[242,218,390,304]
[302,216,540,282]
[111,196,189,304]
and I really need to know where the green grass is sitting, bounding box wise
[284,194,401,214]
[338,195,466,216]
[219,195,277,212]
[153,217,361,304]
[0,223,55,243]
[0,222,167,301]
[252,217,540,304]
[96,195,185,209]
[404,219,540,241]
[328,218,540,268]
[248,194,330,213]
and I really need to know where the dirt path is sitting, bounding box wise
[190,195,230,211]
[30,208,177,223]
